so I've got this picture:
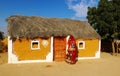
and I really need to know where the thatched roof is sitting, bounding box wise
[7,15,100,39]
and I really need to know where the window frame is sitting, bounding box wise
[78,41,85,49]
[31,40,40,50]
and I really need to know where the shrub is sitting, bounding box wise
[0,41,7,53]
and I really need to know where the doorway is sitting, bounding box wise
[53,37,66,61]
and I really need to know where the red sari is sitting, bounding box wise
[66,36,77,64]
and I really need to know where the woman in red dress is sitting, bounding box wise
[66,36,78,64]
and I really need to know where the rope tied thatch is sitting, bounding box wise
[7,15,101,39]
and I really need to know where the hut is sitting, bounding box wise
[7,15,101,63]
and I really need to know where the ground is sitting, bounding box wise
[0,52,120,76]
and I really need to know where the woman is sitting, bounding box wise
[66,36,78,64]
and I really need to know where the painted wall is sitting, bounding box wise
[13,38,50,60]
[76,39,99,57]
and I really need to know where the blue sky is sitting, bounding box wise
[0,0,99,34]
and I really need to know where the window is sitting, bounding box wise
[31,40,40,50]
[78,41,85,49]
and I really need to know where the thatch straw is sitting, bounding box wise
[6,15,100,39]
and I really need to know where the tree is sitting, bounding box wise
[0,31,5,53]
[0,31,4,40]
[87,0,120,54]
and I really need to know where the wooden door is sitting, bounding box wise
[54,37,66,61]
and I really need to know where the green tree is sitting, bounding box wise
[0,31,4,40]
[0,31,5,53]
[87,0,120,54]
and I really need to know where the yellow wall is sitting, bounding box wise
[76,39,99,57]
[13,38,50,61]
[13,37,99,61]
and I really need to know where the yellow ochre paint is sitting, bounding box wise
[13,38,50,60]
[76,39,99,57]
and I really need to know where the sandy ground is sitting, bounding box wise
[0,52,120,76]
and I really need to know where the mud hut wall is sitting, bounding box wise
[76,38,99,57]
[13,38,51,60]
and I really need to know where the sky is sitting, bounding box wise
[0,0,99,35]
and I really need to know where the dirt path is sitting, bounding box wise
[0,52,120,76]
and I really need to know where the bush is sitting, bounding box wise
[0,41,7,53]
[0,31,4,40]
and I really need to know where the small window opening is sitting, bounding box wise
[78,41,85,49]
[31,40,40,50]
